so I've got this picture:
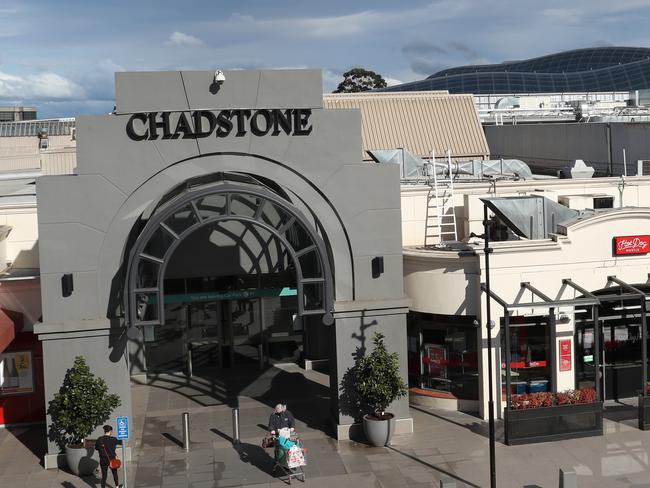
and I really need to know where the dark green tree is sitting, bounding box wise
[355,332,408,418]
[48,356,121,448]
[333,68,387,93]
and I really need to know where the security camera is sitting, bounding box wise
[214,70,226,83]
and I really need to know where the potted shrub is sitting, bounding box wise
[355,332,408,446]
[48,356,121,476]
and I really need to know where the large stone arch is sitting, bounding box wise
[97,153,356,322]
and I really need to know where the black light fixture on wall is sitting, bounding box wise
[61,273,74,297]
[371,256,384,279]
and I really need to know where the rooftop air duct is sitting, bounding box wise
[482,196,579,240]
[367,148,535,181]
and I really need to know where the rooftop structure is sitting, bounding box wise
[385,47,650,95]
[0,118,76,175]
[323,91,489,161]
[0,107,37,122]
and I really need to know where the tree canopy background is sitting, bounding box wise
[333,68,387,93]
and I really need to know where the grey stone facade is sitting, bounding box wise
[36,69,411,463]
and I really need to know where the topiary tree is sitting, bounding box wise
[48,356,121,449]
[333,68,387,93]
[355,332,407,419]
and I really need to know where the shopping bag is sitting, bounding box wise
[261,435,274,448]
[287,445,306,468]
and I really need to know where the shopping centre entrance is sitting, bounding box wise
[143,293,301,375]
[36,70,412,461]
[128,173,332,378]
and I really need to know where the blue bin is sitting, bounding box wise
[527,380,549,393]
[512,382,527,394]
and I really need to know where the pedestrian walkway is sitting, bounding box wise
[3,364,650,487]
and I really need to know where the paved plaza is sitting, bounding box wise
[2,364,650,487]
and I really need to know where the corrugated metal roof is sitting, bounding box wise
[323,91,489,161]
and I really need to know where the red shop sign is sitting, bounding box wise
[560,357,572,372]
[559,339,572,372]
[614,235,650,256]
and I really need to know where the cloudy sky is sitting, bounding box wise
[2,0,650,118]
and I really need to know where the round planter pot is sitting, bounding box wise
[363,413,395,447]
[65,442,99,476]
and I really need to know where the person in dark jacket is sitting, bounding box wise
[95,425,122,488]
[268,403,295,434]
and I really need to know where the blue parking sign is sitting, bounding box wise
[116,416,129,440]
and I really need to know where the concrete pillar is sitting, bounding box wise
[330,298,412,440]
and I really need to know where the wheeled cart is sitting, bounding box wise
[272,435,306,484]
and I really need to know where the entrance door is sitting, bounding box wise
[576,321,650,400]
[228,300,263,367]
[143,303,188,374]
[144,293,302,374]
[601,322,645,400]
[187,302,222,372]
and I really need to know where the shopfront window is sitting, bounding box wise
[407,312,478,400]
[501,315,551,395]
[575,288,650,400]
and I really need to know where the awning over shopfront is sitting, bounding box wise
[0,308,23,354]
[481,280,600,311]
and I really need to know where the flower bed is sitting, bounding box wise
[510,388,596,410]
[505,388,602,445]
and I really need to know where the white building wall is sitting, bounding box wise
[404,179,650,420]
[0,209,39,266]
[478,210,650,419]
[0,134,76,175]
[401,175,650,247]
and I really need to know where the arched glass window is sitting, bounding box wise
[126,182,333,328]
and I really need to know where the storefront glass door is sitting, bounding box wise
[576,321,650,400]
[228,299,262,367]
[500,316,551,396]
[143,304,188,374]
[187,302,222,371]
[406,312,479,401]
[144,293,302,375]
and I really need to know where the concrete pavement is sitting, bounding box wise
[3,364,650,487]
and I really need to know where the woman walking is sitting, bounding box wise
[95,424,122,488]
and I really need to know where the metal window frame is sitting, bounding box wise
[125,182,334,330]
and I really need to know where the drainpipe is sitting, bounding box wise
[606,123,613,176]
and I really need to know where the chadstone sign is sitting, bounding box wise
[126,108,313,141]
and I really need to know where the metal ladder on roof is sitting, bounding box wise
[424,149,458,247]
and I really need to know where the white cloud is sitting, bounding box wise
[74,59,125,101]
[215,3,472,40]
[99,59,125,73]
[322,69,343,92]
[543,0,650,19]
[0,71,84,100]
[167,31,203,46]
[385,77,403,87]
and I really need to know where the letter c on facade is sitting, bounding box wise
[126,113,149,141]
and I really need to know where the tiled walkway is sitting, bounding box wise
[3,365,650,487]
